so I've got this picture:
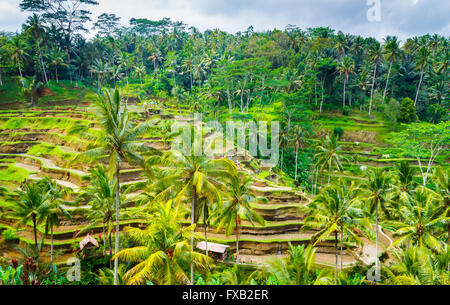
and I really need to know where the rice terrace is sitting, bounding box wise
[0,0,448,289]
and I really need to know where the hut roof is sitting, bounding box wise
[196,242,229,254]
[79,234,99,250]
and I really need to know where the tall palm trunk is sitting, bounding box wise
[204,206,208,257]
[414,70,424,106]
[0,68,2,86]
[319,80,324,113]
[190,187,197,285]
[235,217,240,262]
[50,225,54,264]
[32,215,38,250]
[17,59,23,80]
[294,146,299,181]
[102,223,106,256]
[383,62,393,102]
[375,203,379,269]
[37,44,48,84]
[334,230,338,285]
[369,64,377,115]
[113,166,120,285]
[342,77,347,107]
[340,231,343,271]
[109,230,113,269]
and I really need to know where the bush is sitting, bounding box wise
[342,106,350,116]
[333,127,344,139]
[2,228,19,241]
[398,97,418,123]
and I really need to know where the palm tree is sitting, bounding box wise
[78,165,125,266]
[314,133,347,185]
[90,59,111,91]
[368,41,383,115]
[413,46,431,106]
[362,168,393,270]
[263,243,333,285]
[9,36,28,80]
[9,181,51,250]
[390,161,416,210]
[382,36,402,102]
[154,145,230,283]
[47,48,67,83]
[114,201,212,285]
[337,56,355,107]
[39,178,70,264]
[289,125,309,181]
[302,180,366,284]
[387,186,448,251]
[69,88,156,285]
[24,14,48,84]
[134,63,146,87]
[213,165,265,262]
[431,167,449,244]
[384,245,450,285]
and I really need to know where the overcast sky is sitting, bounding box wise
[1,0,449,41]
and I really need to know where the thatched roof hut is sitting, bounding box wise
[79,234,99,250]
[196,242,229,254]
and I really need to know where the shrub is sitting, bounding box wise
[398,97,418,123]
[2,228,19,241]
[333,127,344,139]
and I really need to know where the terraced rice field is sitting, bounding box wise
[0,106,392,267]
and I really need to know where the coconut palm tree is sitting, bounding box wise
[24,14,48,84]
[213,165,265,262]
[9,181,51,250]
[382,36,402,102]
[9,35,28,80]
[78,165,128,266]
[387,186,448,251]
[431,167,449,244]
[368,41,383,115]
[413,46,431,106]
[390,161,416,211]
[46,47,67,83]
[289,125,310,181]
[39,178,70,264]
[69,88,157,285]
[337,56,355,107]
[362,168,393,270]
[90,59,111,91]
[153,145,230,283]
[114,201,212,285]
[264,243,333,285]
[302,180,366,284]
[314,133,347,185]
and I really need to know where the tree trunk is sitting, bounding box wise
[236,217,240,263]
[51,225,54,264]
[18,59,23,80]
[414,70,424,106]
[204,206,208,257]
[340,230,343,271]
[56,67,58,83]
[334,230,338,285]
[383,62,393,102]
[375,203,379,270]
[37,43,48,84]
[343,78,346,107]
[32,215,38,250]
[190,187,197,285]
[102,223,106,256]
[0,68,2,86]
[369,64,377,115]
[109,230,113,269]
[319,80,324,113]
[294,146,299,181]
[113,166,121,285]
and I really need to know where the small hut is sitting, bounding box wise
[79,234,99,251]
[196,242,229,261]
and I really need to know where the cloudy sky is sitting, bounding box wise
[0,0,449,41]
